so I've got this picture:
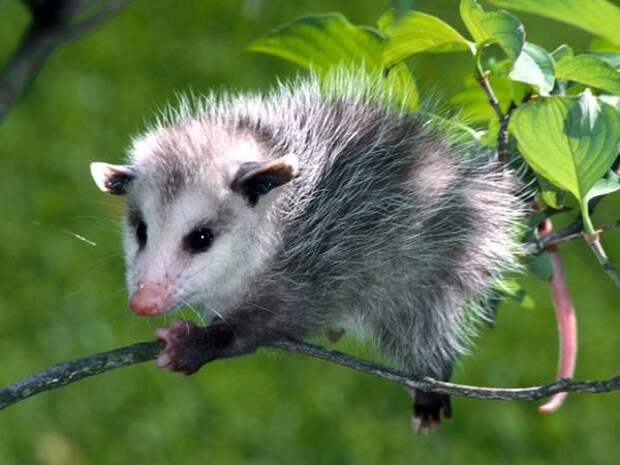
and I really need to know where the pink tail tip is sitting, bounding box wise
[539,392,567,414]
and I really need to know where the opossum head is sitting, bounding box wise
[90,123,297,318]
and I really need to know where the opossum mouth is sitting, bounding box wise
[131,303,172,317]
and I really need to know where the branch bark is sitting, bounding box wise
[2,337,620,412]
[0,0,129,122]
[2,221,619,411]
[524,219,620,255]
[473,47,511,164]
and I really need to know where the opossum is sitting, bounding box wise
[90,70,523,432]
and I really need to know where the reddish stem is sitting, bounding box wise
[538,219,578,414]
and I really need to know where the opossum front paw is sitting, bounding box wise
[155,320,210,375]
[411,391,452,434]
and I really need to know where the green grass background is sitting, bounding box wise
[1,1,619,464]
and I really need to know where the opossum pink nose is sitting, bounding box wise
[129,283,168,316]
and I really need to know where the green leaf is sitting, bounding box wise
[511,90,620,202]
[550,44,574,63]
[590,37,620,53]
[496,279,535,308]
[540,190,561,209]
[380,9,474,67]
[585,170,620,204]
[419,112,479,143]
[509,42,555,95]
[592,52,620,70]
[460,0,488,43]
[248,13,419,109]
[384,63,420,110]
[451,60,526,123]
[460,0,524,62]
[479,117,500,146]
[521,294,536,309]
[487,0,620,47]
[526,251,553,281]
[600,95,620,111]
[479,12,524,63]
[538,176,568,210]
[524,208,568,231]
[248,14,384,71]
[556,54,620,96]
[592,53,620,70]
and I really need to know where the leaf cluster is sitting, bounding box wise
[247,0,620,300]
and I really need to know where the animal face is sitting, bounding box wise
[90,129,297,318]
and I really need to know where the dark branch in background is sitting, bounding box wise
[2,337,620,412]
[0,0,129,122]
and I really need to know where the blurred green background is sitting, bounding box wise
[1,1,619,464]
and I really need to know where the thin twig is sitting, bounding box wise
[585,236,620,288]
[2,338,620,412]
[474,65,503,122]
[474,70,510,164]
[525,216,620,286]
[473,45,510,164]
[524,219,620,256]
[0,341,163,410]
[580,203,620,288]
[0,0,129,122]
[274,340,619,400]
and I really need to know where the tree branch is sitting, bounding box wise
[60,0,128,42]
[583,232,620,288]
[473,46,511,164]
[3,218,615,411]
[2,337,620,412]
[524,219,620,255]
[0,0,129,122]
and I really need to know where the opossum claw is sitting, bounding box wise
[155,320,210,375]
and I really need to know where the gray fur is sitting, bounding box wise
[123,69,524,380]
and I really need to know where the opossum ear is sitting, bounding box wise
[90,162,137,195]
[231,155,298,207]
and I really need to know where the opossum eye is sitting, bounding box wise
[184,227,213,254]
[136,221,147,248]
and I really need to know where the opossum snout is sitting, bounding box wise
[129,282,170,317]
